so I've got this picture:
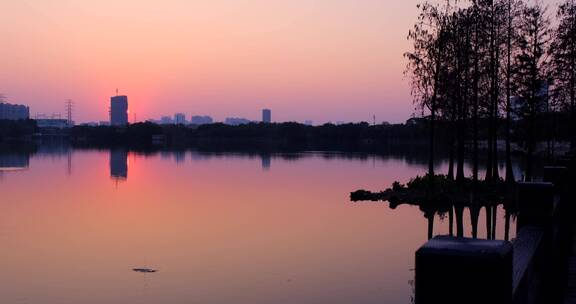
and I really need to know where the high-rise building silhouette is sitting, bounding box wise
[110,95,128,126]
[262,109,271,123]
[174,113,186,124]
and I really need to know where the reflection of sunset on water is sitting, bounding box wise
[0,150,516,303]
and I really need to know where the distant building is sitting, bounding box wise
[80,122,99,127]
[110,95,128,126]
[36,119,69,129]
[190,115,213,125]
[0,103,29,120]
[225,117,252,126]
[406,117,426,126]
[304,120,313,126]
[160,116,173,124]
[262,109,272,123]
[174,113,186,124]
[99,121,110,126]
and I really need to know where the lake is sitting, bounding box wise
[0,147,517,304]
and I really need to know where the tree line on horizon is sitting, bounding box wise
[405,0,576,182]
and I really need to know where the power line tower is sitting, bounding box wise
[65,99,73,127]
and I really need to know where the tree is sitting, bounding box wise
[513,2,551,180]
[405,2,453,178]
[504,0,523,183]
[550,0,576,150]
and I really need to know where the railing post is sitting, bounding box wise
[516,182,554,230]
[415,236,513,304]
[543,166,568,190]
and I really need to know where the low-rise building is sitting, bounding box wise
[225,117,252,125]
[160,116,173,124]
[0,103,30,120]
[36,119,69,129]
[190,115,214,125]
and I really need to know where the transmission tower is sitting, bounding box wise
[65,99,73,126]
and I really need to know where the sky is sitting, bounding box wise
[0,0,561,124]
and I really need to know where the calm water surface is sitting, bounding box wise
[0,149,516,304]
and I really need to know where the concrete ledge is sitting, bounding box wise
[513,227,545,300]
[415,236,513,304]
[543,166,568,188]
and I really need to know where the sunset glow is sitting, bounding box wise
[0,1,433,123]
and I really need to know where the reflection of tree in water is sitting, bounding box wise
[351,175,518,241]
[353,175,520,304]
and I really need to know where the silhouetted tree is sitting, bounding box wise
[512,2,551,180]
[504,0,523,183]
[405,2,454,178]
[550,0,576,150]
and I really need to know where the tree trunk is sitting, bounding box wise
[427,212,434,240]
[456,205,465,238]
[448,117,456,180]
[492,25,501,181]
[485,205,492,240]
[456,118,466,181]
[505,0,515,183]
[504,209,511,241]
[569,51,576,150]
[473,35,480,183]
[448,206,454,236]
[491,205,497,239]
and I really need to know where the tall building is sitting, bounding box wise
[0,103,29,120]
[262,109,271,123]
[110,95,128,126]
[174,113,186,124]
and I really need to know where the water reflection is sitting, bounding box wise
[110,149,128,180]
[420,204,515,242]
[0,153,29,172]
[384,197,517,242]
[0,145,522,304]
[260,153,271,171]
[174,151,186,164]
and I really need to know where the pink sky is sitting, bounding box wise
[0,0,560,124]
